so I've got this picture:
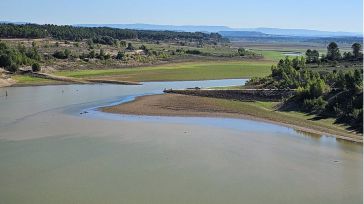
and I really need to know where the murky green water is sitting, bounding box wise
[0,79,362,204]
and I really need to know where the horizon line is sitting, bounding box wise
[1,20,363,34]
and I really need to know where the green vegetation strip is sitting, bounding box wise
[12,75,59,85]
[56,61,272,81]
[213,99,360,140]
[252,50,287,61]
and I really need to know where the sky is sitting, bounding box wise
[1,0,363,32]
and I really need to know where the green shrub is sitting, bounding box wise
[53,50,67,59]
[186,50,201,55]
[303,97,327,113]
[116,51,124,60]
[7,63,19,73]
[32,63,41,72]
[126,43,134,50]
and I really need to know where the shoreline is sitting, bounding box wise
[3,75,248,88]
[4,77,244,88]
[0,75,142,88]
[102,94,363,143]
[1,59,272,87]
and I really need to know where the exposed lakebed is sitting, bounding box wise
[0,79,362,204]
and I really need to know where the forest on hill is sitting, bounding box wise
[0,23,225,43]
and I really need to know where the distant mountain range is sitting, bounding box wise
[75,23,234,33]
[246,27,362,37]
[218,31,272,37]
[75,23,362,37]
[1,21,361,37]
[0,21,29,25]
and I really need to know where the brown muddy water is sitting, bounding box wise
[0,79,362,204]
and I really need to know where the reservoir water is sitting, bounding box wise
[0,79,362,204]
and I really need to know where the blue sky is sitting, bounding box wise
[1,0,363,32]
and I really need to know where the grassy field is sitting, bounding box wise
[12,75,60,85]
[251,50,287,61]
[55,61,272,82]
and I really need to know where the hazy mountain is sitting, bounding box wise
[75,23,234,33]
[252,27,361,37]
[218,31,271,37]
[0,21,28,25]
[2,21,361,37]
[75,23,362,37]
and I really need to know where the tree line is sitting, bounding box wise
[305,42,362,64]
[0,23,225,43]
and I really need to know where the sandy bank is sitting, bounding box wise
[0,71,16,87]
[102,94,363,143]
[0,78,16,87]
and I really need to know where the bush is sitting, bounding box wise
[351,109,363,122]
[309,79,329,98]
[186,49,201,55]
[92,36,116,45]
[119,41,126,47]
[7,63,19,73]
[139,45,147,50]
[104,54,111,60]
[303,97,327,113]
[32,63,41,72]
[89,50,96,58]
[53,50,67,59]
[126,43,134,50]
[0,53,12,68]
[116,51,124,60]
[64,49,71,58]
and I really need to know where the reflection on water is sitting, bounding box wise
[281,51,303,56]
[0,79,246,126]
[82,93,362,153]
[292,129,362,153]
[294,129,322,138]
[0,79,362,204]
